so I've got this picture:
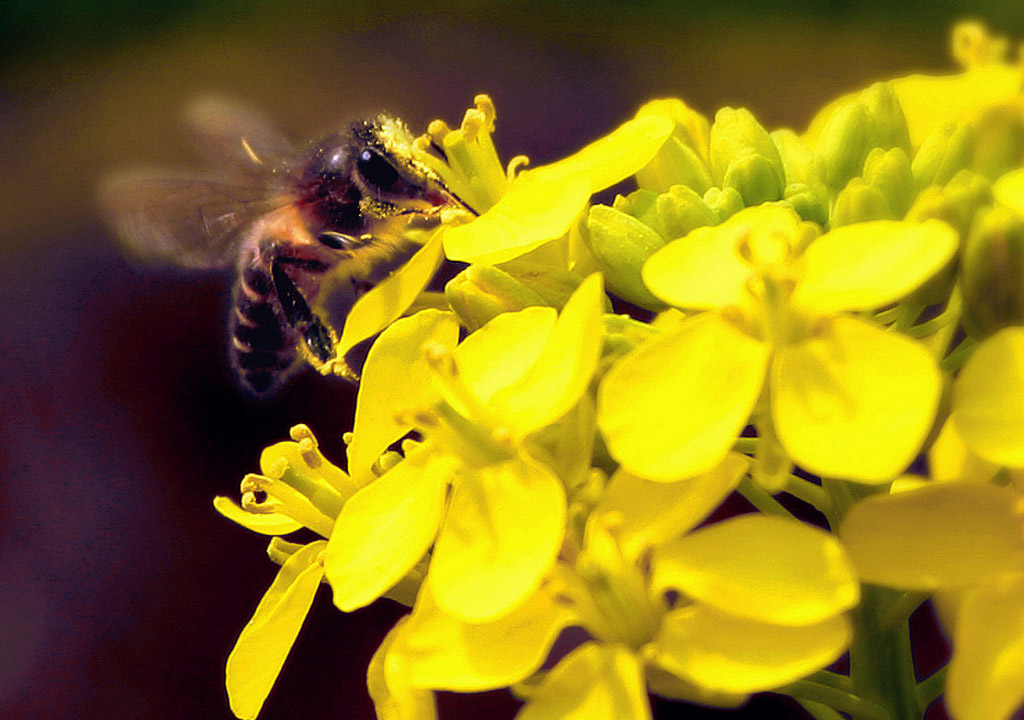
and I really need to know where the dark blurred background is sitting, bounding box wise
[1,2,1018,719]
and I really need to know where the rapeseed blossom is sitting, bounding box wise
[207,20,1024,720]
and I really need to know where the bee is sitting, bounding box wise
[101,96,466,396]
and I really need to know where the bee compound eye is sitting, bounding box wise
[356,148,401,192]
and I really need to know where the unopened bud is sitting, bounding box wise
[960,204,1024,338]
[703,186,745,221]
[445,264,549,331]
[772,128,819,188]
[814,101,872,192]
[783,182,829,226]
[586,204,668,309]
[861,82,912,155]
[497,258,587,309]
[831,178,893,227]
[912,122,974,190]
[636,98,711,159]
[709,107,786,190]
[723,152,785,205]
[863,146,914,217]
[655,185,719,239]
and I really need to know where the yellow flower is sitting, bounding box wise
[213,425,360,720]
[324,275,606,623]
[840,452,1024,720]
[377,454,859,720]
[597,205,955,485]
[414,95,674,265]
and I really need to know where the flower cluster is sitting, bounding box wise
[215,21,1024,720]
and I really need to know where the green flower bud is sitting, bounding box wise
[614,189,666,237]
[636,136,714,195]
[783,182,829,226]
[723,152,785,205]
[863,146,914,217]
[497,258,587,309]
[445,264,549,331]
[972,104,1024,181]
[586,204,668,309]
[814,101,872,192]
[960,204,1024,337]
[772,128,819,188]
[861,82,912,155]
[912,122,974,190]
[709,107,786,189]
[831,178,893,227]
[615,186,717,240]
[703,186,745,221]
[654,185,720,239]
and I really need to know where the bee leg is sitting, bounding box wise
[270,260,335,363]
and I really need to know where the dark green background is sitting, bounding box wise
[0,3,997,719]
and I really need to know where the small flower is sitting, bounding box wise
[597,205,956,485]
[839,416,1024,720]
[378,454,859,720]
[214,425,360,720]
[325,275,606,623]
[413,95,674,265]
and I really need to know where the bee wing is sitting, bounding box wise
[183,94,297,175]
[99,171,287,268]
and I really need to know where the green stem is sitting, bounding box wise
[894,303,923,333]
[732,437,759,454]
[784,475,833,515]
[849,586,921,720]
[881,592,931,632]
[906,288,961,339]
[917,666,948,710]
[806,669,853,692]
[737,476,795,518]
[940,337,977,372]
[779,680,892,720]
[872,306,901,326]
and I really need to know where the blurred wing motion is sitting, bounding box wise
[183,94,296,174]
[99,173,286,268]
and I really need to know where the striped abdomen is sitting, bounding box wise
[229,257,300,396]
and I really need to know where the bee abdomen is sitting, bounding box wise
[230,271,297,395]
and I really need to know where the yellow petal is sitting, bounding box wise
[349,309,460,483]
[369,618,439,720]
[947,572,1024,720]
[792,220,958,314]
[772,316,941,482]
[213,496,304,536]
[928,418,1000,484]
[324,451,455,612]
[490,273,605,435]
[953,327,1024,467]
[517,642,652,720]
[334,231,445,359]
[643,205,801,310]
[226,540,326,720]
[592,453,749,561]
[598,313,769,480]
[654,605,851,695]
[653,515,859,626]
[536,114,675,193]
[431,457,565,622]
[386,582,573,692]
[442,172,590,264]
[839,483,1024,589]
[451,306,555,405]
[993,167,1024,213]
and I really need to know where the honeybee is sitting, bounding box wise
[101,96,466,396]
